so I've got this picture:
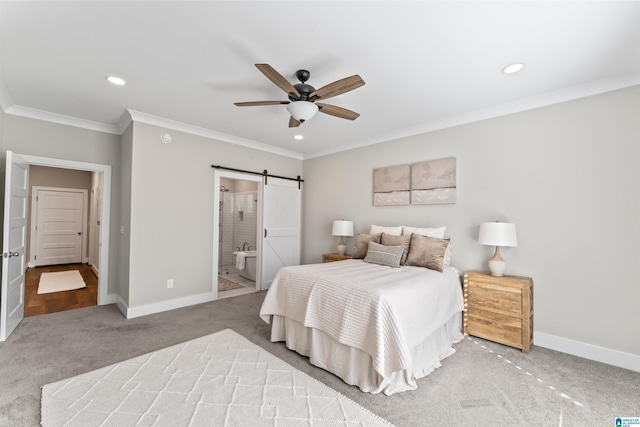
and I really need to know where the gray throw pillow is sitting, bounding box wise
[351,233,382,259]
[364,241,405,268]
[405,234,451,272]
[380,233,412,265]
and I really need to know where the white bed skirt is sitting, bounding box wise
[270,312,463,396]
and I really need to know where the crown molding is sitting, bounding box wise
[304,73,640,159]
[4,105,121,134]
[125,109,303,160]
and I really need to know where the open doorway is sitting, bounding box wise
[216,176,260,298]
[1,152,112,341]
[213,170,262,299]
[24,167,97,316]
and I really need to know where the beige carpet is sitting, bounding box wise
[37,270,86,294]
[218,276,244,292]
[41,329,393,426]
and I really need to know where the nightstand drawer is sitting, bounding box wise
[467,283,523,316]
[466,307,523,348]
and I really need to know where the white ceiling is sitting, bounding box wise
[1,1,639,159]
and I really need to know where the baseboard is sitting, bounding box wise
[124,292,216,319]
[534,331,640,373]
[100,293,117,305]
[114,295,128,317]
[90,264,99,278]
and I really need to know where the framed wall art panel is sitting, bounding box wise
[373,164,410,206]
[411,157,457,205]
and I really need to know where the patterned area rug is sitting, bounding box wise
[41,329,393,426]
[37,270,86,294]
[218,276,244,292]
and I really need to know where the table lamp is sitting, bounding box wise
[332,220,354,255]
[478,221,517,276]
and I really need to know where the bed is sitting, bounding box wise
[259,229,464,395]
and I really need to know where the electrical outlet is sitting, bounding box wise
[167,279,174,289]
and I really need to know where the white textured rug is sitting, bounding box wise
[41,329,393,427]
[37,270,86,294]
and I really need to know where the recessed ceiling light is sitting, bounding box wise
[294,135,304,140]
[106,76,126,86]
[502,63,525,74]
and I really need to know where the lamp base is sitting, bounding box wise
[488,246,506,276]
[336,235,347,255]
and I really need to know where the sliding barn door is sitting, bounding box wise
[261,177,301,290]
[1,151,28,341]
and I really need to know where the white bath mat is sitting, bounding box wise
[37,270,87,294]
[41,329,394,426]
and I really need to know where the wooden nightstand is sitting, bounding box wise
[322,253,351,263]
[463,271,533,353]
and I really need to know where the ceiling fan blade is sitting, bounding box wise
[316,103,360,120]
[255,64,301,97]
[310,75,365,100]
[234,101,289,106]
[289,116,301,128]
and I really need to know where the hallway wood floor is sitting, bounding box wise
[24,263,98,317]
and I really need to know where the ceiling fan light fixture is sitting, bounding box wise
[287,101,318,122]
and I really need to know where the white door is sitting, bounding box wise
[34,189,85,266]
[261,177,301,290]
[1,151,28,341]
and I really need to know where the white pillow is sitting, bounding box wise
[402,226,446,238]
[369,224,403,236]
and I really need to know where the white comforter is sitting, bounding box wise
[259,259,464,378]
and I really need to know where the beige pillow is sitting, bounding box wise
[380,233,412,265]
[405,234,451,272]
[369,224,403,236]
[351,233,382,259]
[364,241,404,268]
[401,226,451,265]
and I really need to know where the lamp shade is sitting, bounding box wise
[478,222,517,247]
[286,101,318,122]
[332,220,354,237]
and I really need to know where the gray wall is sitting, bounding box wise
[1,114,122,296]
[124,121,303,308]
[302,85,640,358]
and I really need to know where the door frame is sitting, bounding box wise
[15,154,111,305]
[28,186,89,268]
[212,170,263,296]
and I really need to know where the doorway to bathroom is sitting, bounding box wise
[216,176,260,298]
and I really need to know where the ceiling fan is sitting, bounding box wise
[234,64,365,128]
